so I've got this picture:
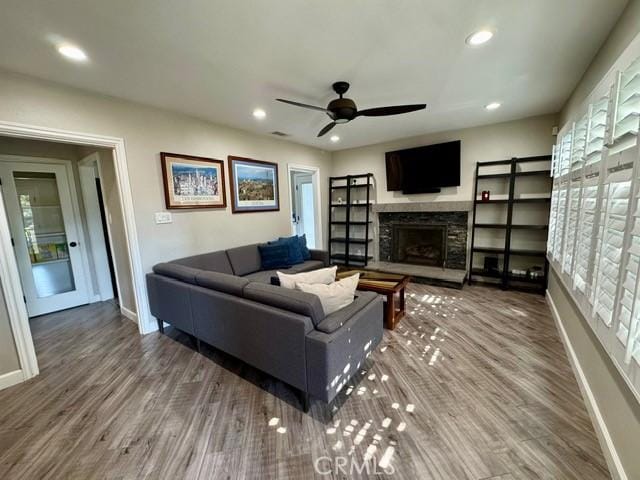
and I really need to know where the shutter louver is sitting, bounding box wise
[571,116,588,171]
[559,133,573,176]
[593,175,632,326]
[548,186,559,257]
[612,57,640,145]
[586,97,609,165]
[562,184,581,274]
[553,184,568,260]
[573,181,599,294]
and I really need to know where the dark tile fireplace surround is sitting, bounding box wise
[378,211,468,270]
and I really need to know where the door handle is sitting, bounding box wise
[69,241,78,247]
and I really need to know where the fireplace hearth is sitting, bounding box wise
[392,224,447,267]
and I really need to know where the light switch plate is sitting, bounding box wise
[155,212,172,224]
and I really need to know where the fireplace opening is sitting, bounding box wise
[391,224,447,268]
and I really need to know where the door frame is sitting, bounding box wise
[0,156,93,315]
[0,121,151,383]
[286,164,323,249]
[78,152,116,302]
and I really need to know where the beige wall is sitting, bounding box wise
[548,272,640,479]
[0,277,20,376]
[549,3,640,478]
[0,69,332,324]
[331,114,557,204]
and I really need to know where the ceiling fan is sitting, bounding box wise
[276,81,426,137]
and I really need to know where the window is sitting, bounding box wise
[549,53,640,401]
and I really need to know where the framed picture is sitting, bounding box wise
[228,156,280,213]
[160,152,227,209]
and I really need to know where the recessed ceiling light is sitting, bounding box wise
[485,102,501,111]
[57,44,88,62]
[466,30,493,46]
[330,135,340,143]
[252,108,266,119]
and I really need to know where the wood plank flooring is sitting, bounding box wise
[0,285,610,479]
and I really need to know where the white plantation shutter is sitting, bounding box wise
[547,185,559,257]
[612,57,640,145]
[573,177,600,296]
[616,197,640,348]
[550,143,558,178]
[586,97,609,165]
[553,181,568,261]
[593,171,632,327]
[571,116,588,171]
[562,182,581,275]
[559,132,573,176]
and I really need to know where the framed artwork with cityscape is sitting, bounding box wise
[228,156,279,213]
[160,152,227,209]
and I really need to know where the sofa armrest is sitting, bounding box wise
[305,294,383,402]
[309,249,330,267]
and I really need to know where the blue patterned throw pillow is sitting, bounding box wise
[278,235,305,265]
[298,234,311,260]
[258,243,291,270]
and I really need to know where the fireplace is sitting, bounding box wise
[378,211,467,270]
[392,224,447,267]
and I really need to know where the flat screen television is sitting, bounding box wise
[385,140,461,193]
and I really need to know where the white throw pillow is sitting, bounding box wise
[296,273,360,315]
[277,266,337,289]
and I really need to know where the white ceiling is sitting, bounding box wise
[0,0,628,150]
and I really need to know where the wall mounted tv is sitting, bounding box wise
[385,140,461,193]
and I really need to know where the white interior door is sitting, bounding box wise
[293,173,316,246]
[0,162,90,317]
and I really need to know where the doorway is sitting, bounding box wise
[0,160,91,316]
[288,165,322,249]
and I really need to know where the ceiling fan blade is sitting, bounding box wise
[276,98,329,113]
[357,104,426,117]
[317,122,336,137]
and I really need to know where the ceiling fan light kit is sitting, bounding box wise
[276,81,426,137]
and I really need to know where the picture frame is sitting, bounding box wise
[228,156,280,213]
[160,152,227,209]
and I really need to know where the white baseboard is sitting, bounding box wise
[0,369,24,391]
[120,306,138,323]
[546,291,627,480]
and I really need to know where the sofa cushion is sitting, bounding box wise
[299,234,311,261]
[315,291,378,334]
[172,250,233,274]
[296,273,360,316]
[277,266,337,289]
[243,282,325,326]
[258,243,291,270]
[152,262,200,284]
[195,270,249,296]
[242,269,281,284]
[226,244,262,276]
[287,260,325,274]
[277,235,304,265]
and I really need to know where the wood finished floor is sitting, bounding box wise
[0,285,610,479]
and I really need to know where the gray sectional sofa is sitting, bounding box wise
[146,243,383,411]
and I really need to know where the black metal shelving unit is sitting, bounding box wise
[468,155,552,293]
[328,173,374,267]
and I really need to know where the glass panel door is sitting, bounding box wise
[0,162,90,317]
[14,171,76,297]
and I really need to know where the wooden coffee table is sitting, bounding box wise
[337,269,411,330]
